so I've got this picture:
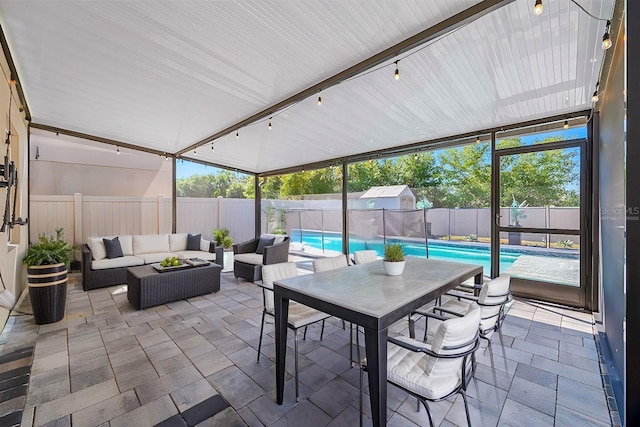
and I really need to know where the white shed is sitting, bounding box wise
[358,185,416,210]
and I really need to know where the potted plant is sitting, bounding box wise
[213,228,234,272]
[383,242,405,276]
[23,228,76,324]
[508,196,528,246]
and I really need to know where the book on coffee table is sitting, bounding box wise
[184,258,209,267]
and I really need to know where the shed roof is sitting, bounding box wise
[359,185,414,199]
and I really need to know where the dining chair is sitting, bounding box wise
[409,274,512,342]
[359,302,481,427]
[353,250,378,265]
[258,262,332,401]
[311,255,360,365]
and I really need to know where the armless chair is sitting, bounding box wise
[360,302,481,427]
[259,262,332,401]
[353,250,378,265]
[312,255,360,365]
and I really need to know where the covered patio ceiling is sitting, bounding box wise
[0,0,614,174]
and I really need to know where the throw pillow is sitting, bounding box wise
[187,233,202,251]
[256,236,276,254]
[103,236,124,259]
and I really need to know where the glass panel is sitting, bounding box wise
[499,233,580,286]
[496,119,587,149]
[499,147,580,230]
[261,166,343,257]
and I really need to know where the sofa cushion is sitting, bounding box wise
[88,237,108,261]
[169,233,188,252]
[234,253,264,265]
[118,235,134,256]
[256,236,275,254]
[133,234,170,255]
[103,237,124,259]
[175,250,217,261]
[200,239,210,252]
[187,233,202,251]
[138,252,176,264]
[91,255,144,270]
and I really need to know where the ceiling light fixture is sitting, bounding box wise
[394,61,400,81]
[193,149,197,156]
[236,130,239,139]
[268,119,272,130]
[563,120,569,129]
[592,82,600,102]
[116,146,120,155]
[533,0,543,15]
[602,20,612,50]
[317,96,322,106]
[211,143,214,151]
[476,136,480,143]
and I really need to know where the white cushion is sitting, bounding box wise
[87,236,108,261]
[312,255,348,272]
[354,250,378,264]
[91,255,144,270]
[138,252,175,264]
[118,235,133,256]
[234,253,264,265]
[169,233,188,252]
[175,250,217,261]
[201,239,211,252]
[133,234,170,255]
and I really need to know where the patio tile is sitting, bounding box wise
[530,355,602,388]
[207,366,263,409]
[556,376,610,423]
[555,403,612,427]
[109,394,178,427]
[269,400,332,427]
[466,379,508,410]
[134,365,203,405]
[514,363,557,390]
[308,377,358,418]
[70,389,139,427]
[497,398,554,426]
[170,378,219,413]
[506,376,556,415]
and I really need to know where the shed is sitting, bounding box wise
[358,185,415,210]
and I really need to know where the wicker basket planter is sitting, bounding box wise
[27,263,67,324]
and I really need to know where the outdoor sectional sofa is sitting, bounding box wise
[81,233,223,290]
[233,235,290,282]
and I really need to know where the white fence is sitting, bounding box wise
[29,195,579,248]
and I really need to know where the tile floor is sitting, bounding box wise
[0,271,616,426]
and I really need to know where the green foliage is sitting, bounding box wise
[220,236,234,249]
[212,228,231,247]
[383,243,405,262]
[23,228,77,267]
[557,239,574,248]
[176,170,251,198]
[510,196,529,226]
[467,233,478,241]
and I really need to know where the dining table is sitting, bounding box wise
[273,256,483,427]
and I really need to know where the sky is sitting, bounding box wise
[176,127,589,179]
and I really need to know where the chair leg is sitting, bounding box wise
[295,329,300,402]
[303,325,308,340]
[460,390,472,427]
[257,311,266,363]
[358,365,364,427]
[419,398,435,427]
[320,319,325,340]
[355,326,361,367]
[349,323,354,367]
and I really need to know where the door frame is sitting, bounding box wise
[491,137,592,309]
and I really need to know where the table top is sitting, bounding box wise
[127,262,218,279]
[274,257,482,329]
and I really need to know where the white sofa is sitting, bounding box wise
[81,233,223,290]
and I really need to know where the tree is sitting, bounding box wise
[437,142,492,208]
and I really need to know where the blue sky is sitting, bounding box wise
[176,128,588,179]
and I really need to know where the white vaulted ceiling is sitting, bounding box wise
[0,0,614,174]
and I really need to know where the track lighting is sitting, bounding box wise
[533,0,543,16]
[193,149,197,156]
[116,146,120,155]
[317,96,322,106]
[165,154,169,161]
[602,21,612,50]
[592,82,600,103]
[394,61,399,81]
[563,120,569,130]
[236,130,239,139]
[211,143,214,151]
[268,118,272,130]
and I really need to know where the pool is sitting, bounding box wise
[289,229,518,274]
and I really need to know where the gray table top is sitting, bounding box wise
[275,257,483,321]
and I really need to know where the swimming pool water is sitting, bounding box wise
[290,229,518,274]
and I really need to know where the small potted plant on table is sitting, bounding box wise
[23,228,76,324]
[383,242,405,276]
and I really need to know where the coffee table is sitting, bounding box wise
[127,263,221,309]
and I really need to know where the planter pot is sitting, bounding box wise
[222,250,234,273]
[383,260,405,276]
[508,231,522,246]
[27,263,68,325]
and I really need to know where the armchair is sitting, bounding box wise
[233,236,290,282]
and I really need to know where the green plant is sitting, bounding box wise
[510,195,529,226]
[23,228,77,267]
[212,228,231,247]
[383,243,405,262]
[467,233,478,241]
[220,235,234,249]
[557,239,574,248]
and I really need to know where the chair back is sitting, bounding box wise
[477,274,511,337]
[261,262,299,312]
[425,302,480,382]
[312,255,349,272]
[354,250,378,264]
